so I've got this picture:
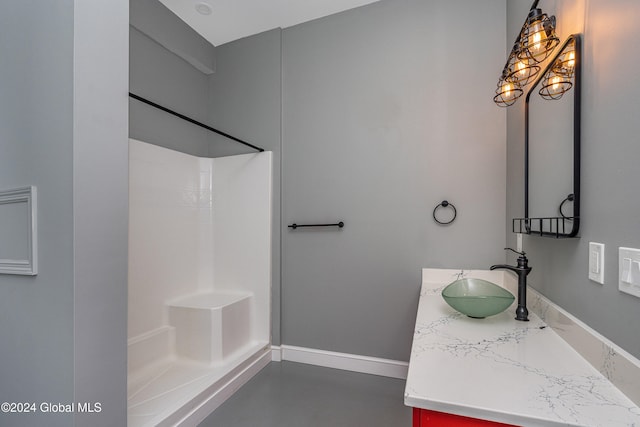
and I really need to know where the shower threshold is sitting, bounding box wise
[127,342,270,427]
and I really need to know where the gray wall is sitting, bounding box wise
[73,1,129,425]
[208,29,283,344]
[0,1,129,426]
[202,0,507,360]
[0,3,75,426]
[129,0,214,156]
[281,0,507,361]
[506,0,640,359]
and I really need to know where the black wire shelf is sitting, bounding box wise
[513,217,580,238]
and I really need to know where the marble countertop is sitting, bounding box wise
[404,269,640,427]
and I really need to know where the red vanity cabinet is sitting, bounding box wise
[413,408,519,427]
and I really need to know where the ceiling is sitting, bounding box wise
[158,0,382,46]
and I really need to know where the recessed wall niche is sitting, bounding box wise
[0,186,38,275]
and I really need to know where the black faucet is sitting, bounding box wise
[490,248,532,321]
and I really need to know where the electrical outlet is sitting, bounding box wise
[589,242,605,284]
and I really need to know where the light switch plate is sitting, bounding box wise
[619,247,640,298]
[589,242,605,284]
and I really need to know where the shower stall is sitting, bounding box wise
[127,138,272,426]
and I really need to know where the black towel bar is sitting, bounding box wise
[288,222,344,230]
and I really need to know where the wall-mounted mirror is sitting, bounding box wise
[516,34,581,237]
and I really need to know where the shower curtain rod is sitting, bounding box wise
[129,92,265,152]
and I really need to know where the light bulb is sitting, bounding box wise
[552,76,561,92]
[568,51,575,68]
[517,61,526,76]
[503,81,512,98]
[526,18,546,55]
[531,30,543,52]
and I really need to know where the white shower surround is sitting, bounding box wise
[128,139,272,426]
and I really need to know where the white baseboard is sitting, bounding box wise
[271,345,282,362]
[272,345,408,380]
[174,348,272,426]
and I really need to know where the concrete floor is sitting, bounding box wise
[198,361,412,427]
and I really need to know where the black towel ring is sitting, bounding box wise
[433,200,457,225]
[559,193,575,220]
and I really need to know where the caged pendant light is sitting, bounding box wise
[505,51,541,87]
[538,38,576,100]
[554,42,577,77]
[493,77,524,107]
[493,0,559,107]
[518,7,560,63]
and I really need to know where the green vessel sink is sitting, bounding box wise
[442,278,515,318]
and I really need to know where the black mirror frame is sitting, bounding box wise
[523,33,581,238]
